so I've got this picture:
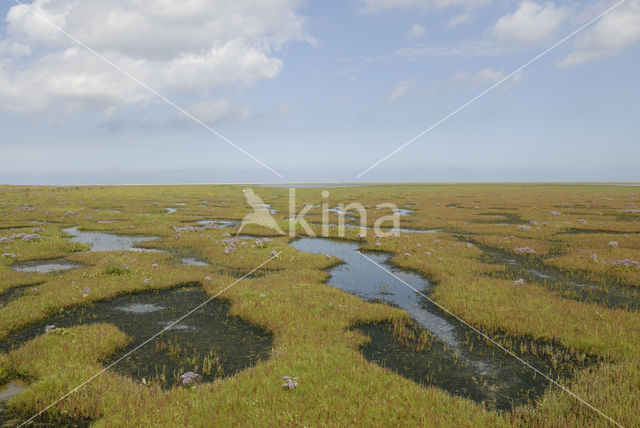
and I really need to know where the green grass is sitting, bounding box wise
[0,183,639,426]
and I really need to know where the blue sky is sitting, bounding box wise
[0,0,638,184]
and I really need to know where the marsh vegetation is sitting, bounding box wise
[0,184,638,426]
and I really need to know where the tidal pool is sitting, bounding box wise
[0,283,42,307]
[477,244,640,311]
[290,238,592,410]
[11,259,80,274]
[196,219,240,228]
[0,285,273,389]
[311,223,442,235]
[62,227,158,252]
[179,257,209,267]
[0,380,27,426]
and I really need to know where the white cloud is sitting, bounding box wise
[407,24,426,39]
[388,80,417,101]
[559,0,640,67]
[490,1,568,45]
[0,0,310,114]
[183,100,251,125]
[394,40,510,59]
[451,67,523,88]
[360,0,490,13]
[447,12,473,27]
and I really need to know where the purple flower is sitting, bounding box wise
[152,263,158,268]
[144,278,151,284]
[282,376,298,390]
[81,287,90,295]
[180,371,200,384]
[608,241,619,248]
[204,276,212,281]
[612,259,639,267]
[21,234,41,242]
[271,250,279,257]
[404,252,411,257]
[514,278,525,286]
[45,325,57,333]
[465,242,473,248]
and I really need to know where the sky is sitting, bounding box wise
[0,0,638,185]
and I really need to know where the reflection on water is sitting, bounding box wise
[196,219,240,228]
[179,257,209,267]
[291,238,456,345]
[477,244,640,311]
[0,380,27,425]
[62,227,157,252]
[11,259,80,274]
[291,237,591,410]
[1,286,273,389]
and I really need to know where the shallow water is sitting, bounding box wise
[478,245,640,311]
[311,223,441,235]
[255,203,277,214]
[11,259,80,273]
[0,380,27,426]
[62,227,157,252]
[290,237,590,410]
[196,219,240,228]
[164,208,178,214]
[179,257,209,267]
[0,283,42,307]
[291,238,457,345]
[0,286,273,389]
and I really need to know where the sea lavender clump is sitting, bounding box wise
[282,376,298,390]
[180,371,200,385]
[21,234,41,242]
[612,259,639,267]
[252,238,269,248]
